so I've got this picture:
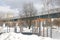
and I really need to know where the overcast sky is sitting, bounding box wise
[0,0,60,17]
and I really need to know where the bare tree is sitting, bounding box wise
[43,0,53,38]
[53,18,60,29]
[22,3,37,29]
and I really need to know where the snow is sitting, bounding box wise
[0,24,60,40]
[23,27,32,32]
[0,32,58,40]
[0,27,3,33]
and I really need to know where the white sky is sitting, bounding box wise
[0,6,19,13]
[0,0,60,17]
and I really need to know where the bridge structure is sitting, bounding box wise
[0,8,60,38]
[18,8,60,20]
[1,8,60,21]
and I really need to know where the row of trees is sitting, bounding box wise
[20,3,37,29]
[19,0,60,38]
[53,18,60,29]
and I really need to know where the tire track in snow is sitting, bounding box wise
[4,34,11,40]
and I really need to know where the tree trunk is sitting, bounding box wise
[50,26,52,38]
[43,22,44,37]
[58,25,60,30]
[43,27,44,37]
[20,26,23,33]
[47,27,48,37]
[50,19,52,38]
[7,26,8,33]
[9,27,10,32]
[38,22,41,36]
[50,22,52,38]
[28,20,31,29]
[39,27,41,36]
[29,25,31,29]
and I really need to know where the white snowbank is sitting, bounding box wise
[23,27,32,32]
[0,32,58,40]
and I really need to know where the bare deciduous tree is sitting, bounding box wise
[22,3,37,29]
[43,0,52,38]
[53,18,60,29]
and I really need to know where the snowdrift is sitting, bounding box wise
[0,32,58,40]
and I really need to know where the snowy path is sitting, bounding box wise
[4,34,11,40]
[0,26,60,40]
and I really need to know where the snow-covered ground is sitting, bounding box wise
[0,32,58,40]
[52,28,60,39]
[0,26,60,40]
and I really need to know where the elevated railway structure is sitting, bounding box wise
[0,8,60,37]
[0,8,59,29]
